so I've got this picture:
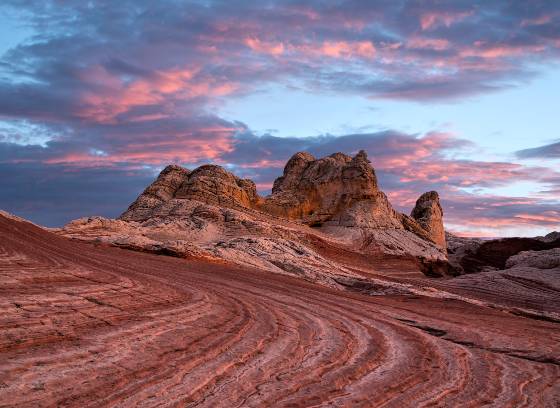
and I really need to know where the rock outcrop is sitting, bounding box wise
[505,248,560,269]
[446,232,560,274]
[263,150,401,228]
[121,164,260,222]
[411,191,446,248]
[117,165,190,221]
[59,150,450,282]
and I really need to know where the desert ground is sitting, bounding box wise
[1,212,559,407]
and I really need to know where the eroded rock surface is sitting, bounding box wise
[59,151,450,280]
[506,248,560,269]
[447,234,560,274]
[2,212,560,407]
[411,191,446,248]
[263,150,397,227]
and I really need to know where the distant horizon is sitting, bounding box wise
[1,1,559,237]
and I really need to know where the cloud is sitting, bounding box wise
[516,140,560,159]
[0,1,559,235]
[2,127,559,236]
[0,161,155,226]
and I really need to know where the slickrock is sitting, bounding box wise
[411,191,446,248]
[2,212,559,407]
[505,248,560,269]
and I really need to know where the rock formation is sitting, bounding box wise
[121,164,260,221]
[411,191,446,248]
[4,212,560,407]
[263,150,400,227]
[447,233,560,274]
[59,150,450,281]
[505,248,560,269]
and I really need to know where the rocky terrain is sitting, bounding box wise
[1,150,559,406]
[58,151,449,284]
[1,211,559,407]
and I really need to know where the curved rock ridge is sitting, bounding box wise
[2,212,560,407]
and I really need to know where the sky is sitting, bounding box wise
[0,1,559,237]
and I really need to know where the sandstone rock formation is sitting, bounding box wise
[4,212,560,406]
[120,164,190,221]
[263,150,398,227]
[121,164,260,221]
[505,248,560,269]
[59,150,450,282]
[411,191,446,248]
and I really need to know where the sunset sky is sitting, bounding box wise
[0,1,559,236]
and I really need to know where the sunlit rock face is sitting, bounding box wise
[62,151,451,280]
[120,164,260,222]
[411,191,446,249]
[120,164,190,221]
[263,150,403,228]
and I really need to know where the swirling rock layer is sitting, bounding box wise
[1,213,559,407]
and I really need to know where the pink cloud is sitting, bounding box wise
[420,10,472,30]
[245,37,285,56]
[77,66,238,124]
[460,42,547,59]
[515,212,560,224]
[318,41,376,59]
[245,38,376,60]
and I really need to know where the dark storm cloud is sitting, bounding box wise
[0,161,155,226]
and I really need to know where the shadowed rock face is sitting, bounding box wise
[450,236,560,274]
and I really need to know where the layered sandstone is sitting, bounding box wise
[447,233,560,274]
[59,151,450,281]
[121,164,260,221]
[262,150,402,228]
[2,212,560,407]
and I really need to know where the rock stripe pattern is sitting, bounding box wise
[1,214,559,407]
